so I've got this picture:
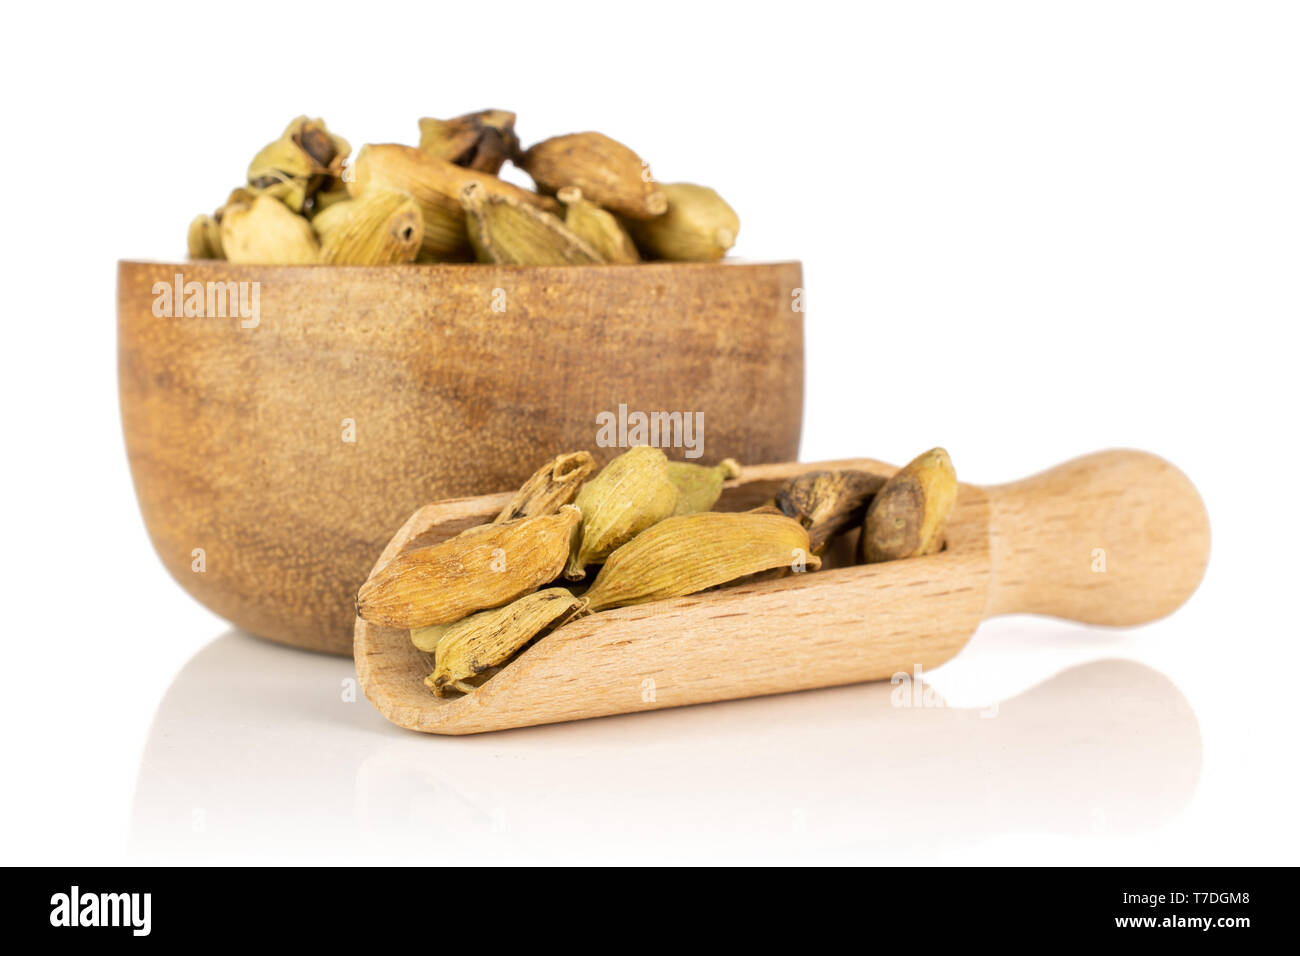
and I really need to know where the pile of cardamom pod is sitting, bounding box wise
[187,112,740,266]
[355,446,956,698]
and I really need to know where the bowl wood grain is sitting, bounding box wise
[118,260,804,653]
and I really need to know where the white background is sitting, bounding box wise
[0,0,1296,864]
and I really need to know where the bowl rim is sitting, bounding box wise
[117,257,801,272]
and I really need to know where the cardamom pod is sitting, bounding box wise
[861,448,957,563]
[460,181,604,265]
[584,512,820,612]
[778,469,888,554]
[417,109,519,174]
[494,451,597,523]
[520,132,668,219]
[565,446,678,579]
[666,458,741,515]
[357,505,581,629]
[220,195,319,265]
[348,143,559,261]
[317,188,423,265]
[423,588,587,697]
[247,116,350,213]
[187,214,224,260]
[625,183,739,261]
[557,187,640,264]
[310,180,351,217]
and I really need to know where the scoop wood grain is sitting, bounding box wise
[355,450,1209,735]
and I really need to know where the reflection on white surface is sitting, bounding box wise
[130,630,1200,864]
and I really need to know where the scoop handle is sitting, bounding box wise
[982,450,1209,625]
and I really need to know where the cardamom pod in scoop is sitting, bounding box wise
[220,195,319,265]
[317,188,423,265]
[357,505,581,629]
[557,187,641,263]
[625,183,739,261]
[584,512,820,612]
[861,448,957,563]
[494,451,597,523]
[417,109,519,174]
[520,132,667,219]
[666,458,741,515]
[778,469,887,554]
[566,446,678,579]
[424,588,587,697]
[461,181,604,265]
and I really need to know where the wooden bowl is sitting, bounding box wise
[118,260,804,654]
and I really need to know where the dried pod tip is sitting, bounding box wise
[493,450,597,523]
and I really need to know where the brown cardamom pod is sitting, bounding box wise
[777,469,887,554]
[624,182,739,261]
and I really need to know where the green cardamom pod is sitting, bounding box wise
[565,446,678,579]
[557,187,640,263]
[583,512,820,612]
[317,188,423,265]
[247,116,350,213]
[460,181,604,265]
[625,182,739,261]
[349,143,559,262]
[423,588,586,697]
[417,109,519,174]
[666,458,741,515]
[220,195,319,265]
[186,214,224,260]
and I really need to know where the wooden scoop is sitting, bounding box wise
[355,450,1209,735]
